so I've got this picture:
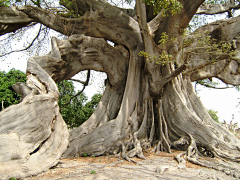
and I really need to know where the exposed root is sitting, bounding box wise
[175,134,198,169]
[126,132,146,159]
[186,133,198,159]
[155,166,169,174]
[120,132,146,163]
[152,100,172,154]
[173,134,198,169]
[173,137,189,147]
[120,141,136,163]
[141,139,152,150]
[172,133,240,178]
[187,157,240,178]
[175,152,186,169]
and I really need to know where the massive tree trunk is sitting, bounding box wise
[1,0,240,179]
[0,56,69,179]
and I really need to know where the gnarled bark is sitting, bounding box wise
[0,56,69,179]
[197,0,240,15]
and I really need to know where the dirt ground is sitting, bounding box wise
[24,149,236,180]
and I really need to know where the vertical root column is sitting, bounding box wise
[152,99,171,154]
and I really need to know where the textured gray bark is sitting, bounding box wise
[1,0,240,179]
[196,0,240,15]
[0,52,69,179]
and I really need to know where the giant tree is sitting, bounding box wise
[1,0,240,179]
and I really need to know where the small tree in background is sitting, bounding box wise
[0,68,26,111]
[83,93,102,119]
[57,80,87,128]
[208,109,219,123]
[57,80,102,128]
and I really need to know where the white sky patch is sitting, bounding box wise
[0,52,28,72]
[72,71,106,100]
[196,82,240,124]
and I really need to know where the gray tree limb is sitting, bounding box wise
[178,15,240,85]
[197,0,240,15]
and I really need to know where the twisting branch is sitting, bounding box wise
[0,6,33,35]
[196,81,234,89]
[64,70,90,105]
[0,24,42,58]
[69,78,86,84]
[196,0,240,15]
[159,64,187,87]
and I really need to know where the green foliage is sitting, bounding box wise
[57,80,102,128]
[0,68,26,111]
[0,0,42,7]
[57,80,88,128]
[0,0,10,6]
[142,0,182,16]
[139,27,236,66]
[60,0,72,8]
[196,78,219,88]
[9,178,17,180]
[138,50,173,65]
[208,109,220,123]
[138,32,175,65]
[91,170,96,174]
[198,34,232,54]
[82,93,102,119]
[59,0,81,18]
[82,153,88,157]
[205,0,227,4]
[191,31,236,64]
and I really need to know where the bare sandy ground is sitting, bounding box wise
[24,150,236,180]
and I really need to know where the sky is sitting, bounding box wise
[0,52,240,125]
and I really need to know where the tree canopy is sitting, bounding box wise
[208,109,220,123]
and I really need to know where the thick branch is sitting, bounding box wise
[34,35,129,93]
[179,15,240,85]
[161,64,187,85]
[136,0,154,53]
[0,5,32,35]
[18,4,141,49]
[148,0,205,43]
[1,2,141,50]
[197,80,234,89]
[61,0,136,18]
[197,1,240,15]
